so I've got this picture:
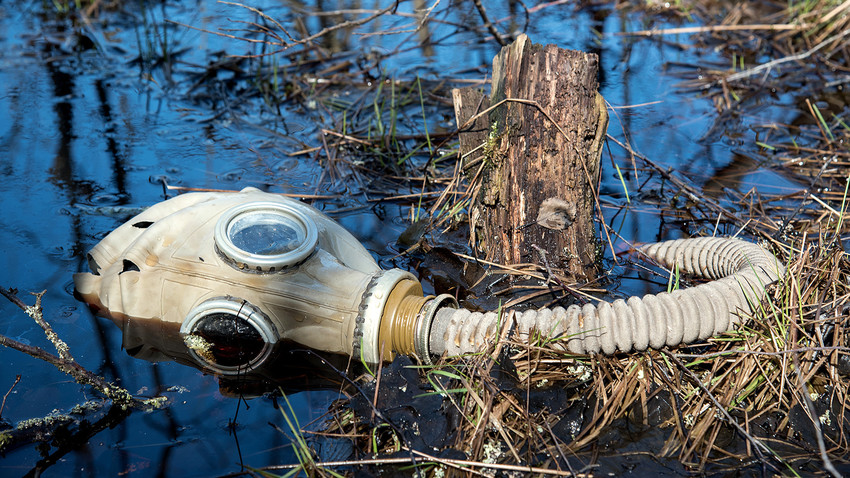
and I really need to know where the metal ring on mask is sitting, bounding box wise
[180,298,278,375]
[215,201,319,273]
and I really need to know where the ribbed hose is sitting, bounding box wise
[428,237,784,356]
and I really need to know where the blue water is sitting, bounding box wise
[0,1,818,476]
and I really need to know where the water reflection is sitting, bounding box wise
[94,79,130,201]
[120,315,354,396]
[1,3,356,475]
[414,0,434,57]
[701,152,758,198]
[1,0,831,476]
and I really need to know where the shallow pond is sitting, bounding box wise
[0,0,843,476]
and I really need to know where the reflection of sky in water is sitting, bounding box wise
[0,1,822,475]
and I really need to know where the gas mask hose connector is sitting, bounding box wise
[378,280,459,363]
[378,279,426,361]
[414,294,458,364]
[392,294,427,356]
[378,279,458,364]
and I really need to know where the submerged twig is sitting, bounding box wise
[0,375,20,420]
[0,287,166,412]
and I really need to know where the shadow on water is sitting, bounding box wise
[0,0,848,476]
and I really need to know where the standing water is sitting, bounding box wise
[1,1,846,476]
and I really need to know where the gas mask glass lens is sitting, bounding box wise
[192,313,265,367]
[229,212,300,256]
[181,298,278,374]
[215,201,319,272]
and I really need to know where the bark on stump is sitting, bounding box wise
[453,34,607,281]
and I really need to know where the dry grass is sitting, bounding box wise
[245,1,850,475]
[23,0,850,475]
[304,225,849,475]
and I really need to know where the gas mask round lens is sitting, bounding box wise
[215,201,318,272]
[181,298,278,374]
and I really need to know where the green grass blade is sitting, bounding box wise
[615,163,630,203]
[812,103,835,140]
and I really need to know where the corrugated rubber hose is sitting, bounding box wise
[428,237,784,356]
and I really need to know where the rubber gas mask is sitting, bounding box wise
[75,188,786,373]
[74,188,456,375]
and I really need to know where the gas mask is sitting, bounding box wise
[74,188,456,375]
[76,188,786,372]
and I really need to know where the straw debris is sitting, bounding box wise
[244,1,850,473]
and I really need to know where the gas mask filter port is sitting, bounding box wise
[215,201,319,272]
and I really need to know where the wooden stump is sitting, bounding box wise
[453,34,607,281]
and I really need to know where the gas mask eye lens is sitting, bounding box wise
[181,298,278,374]
[192,313,264,367]
[229,211,300,256]
[215,201,319,272]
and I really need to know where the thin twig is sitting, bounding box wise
[673,345,850,360]
[218,1,295,43]
[531,244,588,305]
[359,0,441,39]
[27,291,73,361]
[773,159,832,240]
[0,287,165,411]
[164,184,337,199]
[720,27,850,85]
[621,23,812,37]
[792,353,842,478]
[0,375,21,419]
[472,0,507,46]
[664,351,784,473]
[404,447,583,476]
[169,1,401,58]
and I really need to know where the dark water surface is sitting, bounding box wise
[0,1,814,476]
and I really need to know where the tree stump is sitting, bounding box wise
[453,34,607,281]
